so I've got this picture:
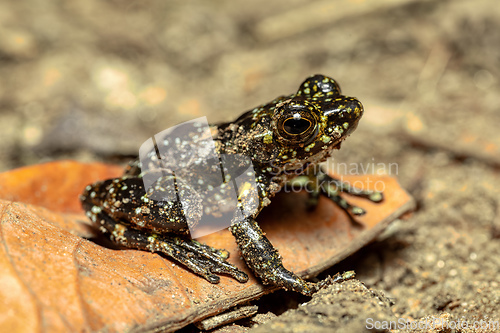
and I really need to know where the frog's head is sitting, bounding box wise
[270,74,363,170]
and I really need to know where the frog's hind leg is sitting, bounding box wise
[92,211,249,284]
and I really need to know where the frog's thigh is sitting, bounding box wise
[92,209,248,284]
[99,177,201,234]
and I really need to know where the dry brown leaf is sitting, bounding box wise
[0,161,414,332]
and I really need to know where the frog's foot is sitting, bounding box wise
[149,235,249,284]
[316,169,383,216]
[94,212,248,284]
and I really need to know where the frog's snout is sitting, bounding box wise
[325,97,364,137]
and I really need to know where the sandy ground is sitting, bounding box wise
[1,0,499,332]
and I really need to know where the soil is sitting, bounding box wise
[1,0,499,332]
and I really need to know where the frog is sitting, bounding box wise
[80,74,382,296]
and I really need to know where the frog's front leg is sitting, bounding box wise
[230,216,317,296]
[288,167,383,216]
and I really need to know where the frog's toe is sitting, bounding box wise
[350,206,366,216]
[175,238,248,282]
[183,257,221,284]
[183,255,248,284]
[368,191,384,203]
[322,188,366,216]
[182,239,230,260]
[187,255,248,284]
[210,263,249,283]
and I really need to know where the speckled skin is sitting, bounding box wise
[80,74,382,295]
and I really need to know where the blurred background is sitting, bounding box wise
[1,0,498,172]
[1,0,500,328]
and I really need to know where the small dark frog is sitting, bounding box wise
[80,74,382,296]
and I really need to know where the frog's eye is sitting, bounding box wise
[283,116,312,135]
[273,99,319,143]
[276,111,318,143]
